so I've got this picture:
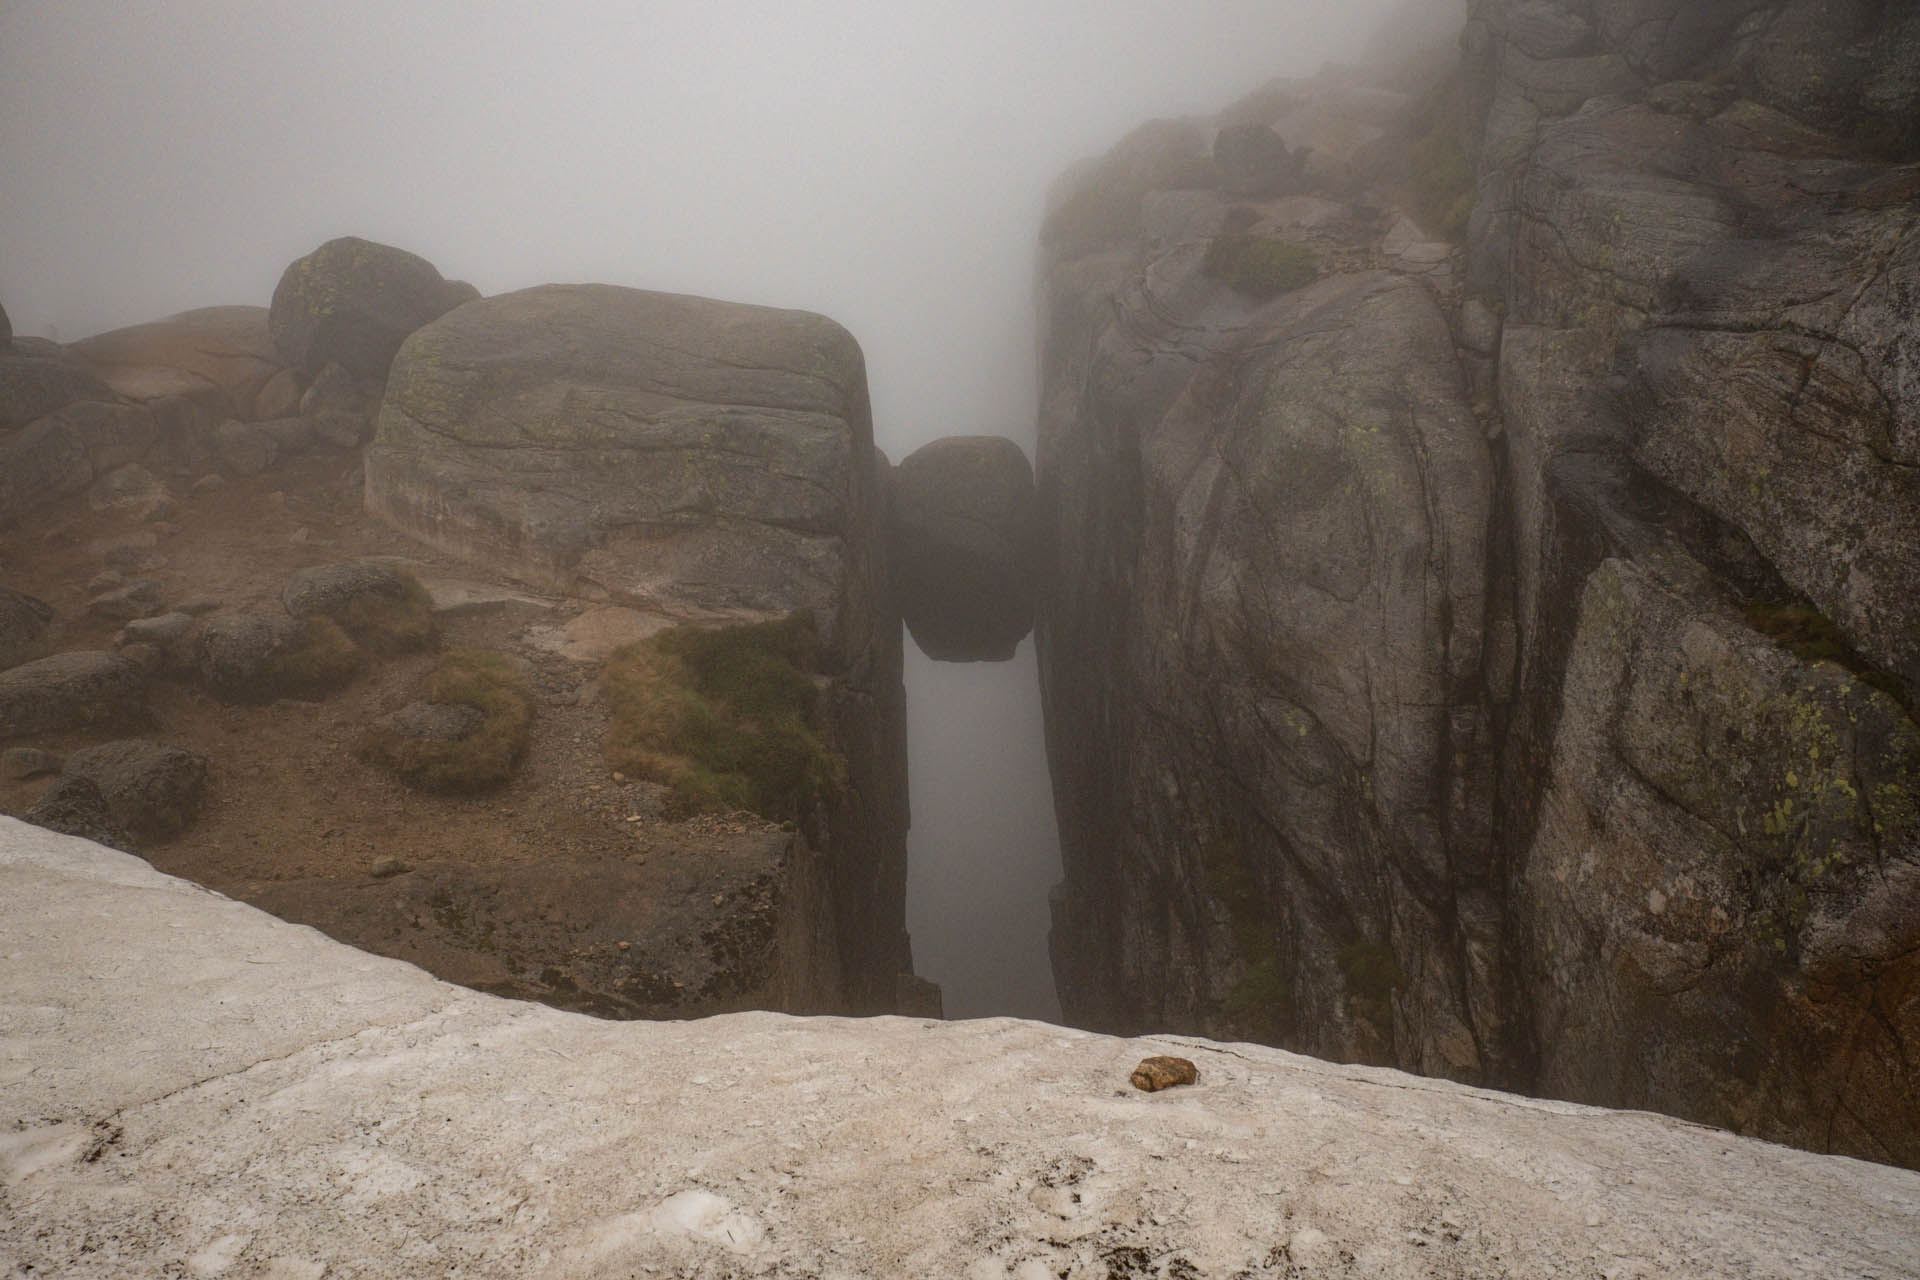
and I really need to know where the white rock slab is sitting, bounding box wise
[2,816,1916,1278]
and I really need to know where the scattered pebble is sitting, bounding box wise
[369,856,411,879]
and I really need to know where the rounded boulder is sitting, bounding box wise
[269,237,478,381]
[889,436,1038,662]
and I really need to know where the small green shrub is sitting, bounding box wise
[602,612,843,821]
[264,616,362,696]
[338,572,437,655]
[356,648,532,793]
[1201,234,1318,299]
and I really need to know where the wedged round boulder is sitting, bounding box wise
[67,307,282,418]
[889,436,1038,662]
[0,586,54,671]
[22,775,131,850]
[269,237,477,380]
[0,650,147,738]
[60,739,207,842]
[365,283,877,628]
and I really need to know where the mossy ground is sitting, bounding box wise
[264,616,362,696]
[601,613,843,821]
[337,572,437,655]
[1201,232,1318,300]
[356,648,532,793]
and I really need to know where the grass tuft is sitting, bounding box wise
[338,572,437,654]
[356,648,532,792]
[264,616,363,696]
[1201,233,1318,300]
[602,612,843,821]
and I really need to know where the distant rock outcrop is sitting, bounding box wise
[889,435,1038,662]
[1037,1,1920,1168]
[269,236,477,381]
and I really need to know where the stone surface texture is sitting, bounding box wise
[268,237,476,380]
[366,283,911,1013]
[0,651,147,739]
[1037,6,1920,1168]
[890,434,1039,662]
[3,818,1917,1279]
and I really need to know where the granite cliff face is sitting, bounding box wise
[1038,0,1920,1165]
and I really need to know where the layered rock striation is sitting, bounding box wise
[1038,1,1920,1165]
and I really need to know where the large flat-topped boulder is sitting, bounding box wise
[366,283,875,635]
[4,818,1916,1278]
[66,306,284,419]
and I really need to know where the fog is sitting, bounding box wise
[1,0,1408,1020]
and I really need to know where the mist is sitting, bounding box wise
[1,0,1409,1020]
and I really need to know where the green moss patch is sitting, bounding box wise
[338,572,437,655]
[356,648,533,793]
[602,613,843,821]
[264,617,363,696]
[1201,233,1318,300]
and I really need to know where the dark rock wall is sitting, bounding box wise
[1038,0,1920,1165]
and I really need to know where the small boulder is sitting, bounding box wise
[0,416,93,526]
[0,586,54,670]
[1,746,62,780]
[378,700,485,742]
[61,738,208,842]
[120,612,199,671]
[194,612,359,702]
[0,650,147,738]
[253,366,307,421]
[1213,123,1304,196]
[86,579,165,622]
[0,347,113,431]
[88,463,174,522]
[282,560,434,653]
[283,560,406,618]
[890,436,1039,662]
[212,419,278,476]
[269,237,473,380]
[23,775,132,851]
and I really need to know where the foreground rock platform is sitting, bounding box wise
[3,819,1916,1278]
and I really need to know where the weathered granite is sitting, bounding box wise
[3,817,1916,1279]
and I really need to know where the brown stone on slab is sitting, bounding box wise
[1129,1056,1199,1092]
